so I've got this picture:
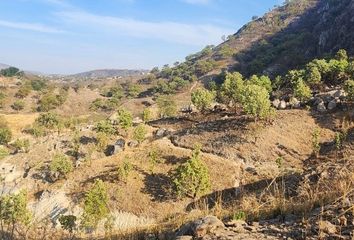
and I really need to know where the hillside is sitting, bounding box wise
[190,0,354,77]
[0,0,353,239]
[70,69,149,79]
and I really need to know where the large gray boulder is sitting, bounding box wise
[327,99,337,110]
[317,101,327,112]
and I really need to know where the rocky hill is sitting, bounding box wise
[196,0,354,77]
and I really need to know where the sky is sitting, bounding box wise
[0,0,282,74]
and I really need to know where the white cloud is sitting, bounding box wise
[55,11,233,46]
[0,19,64,33]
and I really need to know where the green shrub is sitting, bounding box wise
[0,92,6,108]
[156,95,177,118]
[172,145,210,198]
[305,66,321,86]
[116,108,133,129]
[15,84,31,99]
[95,120,116,136]
[142,108,152,122]
[133,124,147,144]
[0,146,9,159]
[96,132,109,152]
[219,45,234,58]
[191,88,215,111]
[81,179,109,228]
[294,79,312,102]
[344,79,354,101]
[11,100,25,111]
[31,79,47,91]
[127,83,142,98]
[148,148,162,174]
[50,153,73,176]
[240,84,273,120]
[35,112,61,129]
[117,159,133,182]
[0,117,12,145]
[312,128,321,157]
[11,139,30,153]
[37,93,63,112]
[59,215,77,235]
[24,124,46,137]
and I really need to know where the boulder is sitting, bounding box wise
[289,97,301,108]
[327,99,337,110]
[279,100,287,109]
[272,99,280,108]
[154,128,169,138]
[176,216,224,238]
[133,117,143,125]
[128,141,139,148]
[317,101,327,112]
[106,139,126,156]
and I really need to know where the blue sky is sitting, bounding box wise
[0,0,282,74]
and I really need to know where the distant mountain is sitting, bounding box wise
[69,69,149,79]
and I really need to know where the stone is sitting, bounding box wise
[327,99,337,110]
[133,117,143,125]
[319,221,337,234]
[289,97,301,108]
[317,101,327,112]
[128,141,139,148]
[155,128,168,138]
[106,139,126,156]
[194,216,225,238]
[272,99,280,108]
[279,100,287,109]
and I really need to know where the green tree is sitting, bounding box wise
[50,153,73,177]
[191,88,215,111]
[248,75,272,93]
[335,49,348,61]
[172,145,211,198]
[0,67,21,77]
[306,66,321,86]
[219,45,234,58]
[220,72,244,104]
[117,108,133,130]
[133,124,147,144]
[81,179,109,228]
[127,83,142,98]
[157,95,177,117]
[0,190,32,240]
[294,79,312,101]
[241,84,273,120]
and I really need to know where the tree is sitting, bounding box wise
[191,88,215,111]
[241,84,273,120]
[0,191,32,240]
[344,79,354,101]
[50,153,73,177]
[15,84,31,99]
[59,215,77,239]
[335,49,348,61]
[81,179,109,229]
[0,67,21,77]
[117,108,133,129]
[220,72,245,105]
[133,124,147,144]
[294,79,312,101]
[157,95,177,117]
[248,75,272,93]
[0,117,12,145]
[306,66,321,86]
[126,83,142,98]
[172,145,211,198]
